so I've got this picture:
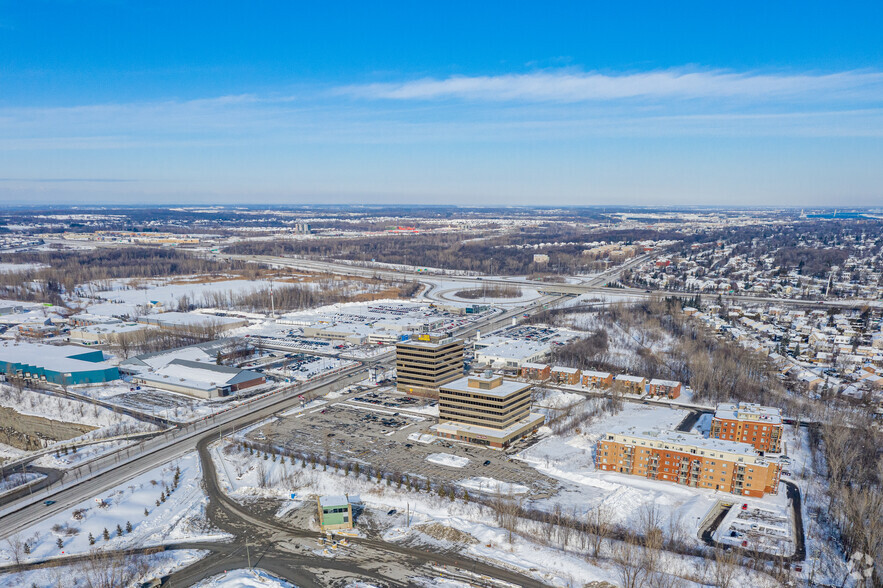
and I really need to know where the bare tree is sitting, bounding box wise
[712,546,739,588]
[587,505,611,559]
[613,535,646,588]
[4,533,24,566]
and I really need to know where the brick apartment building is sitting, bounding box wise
[710,402,784,453]
[614,374,647,394]
[550,366,581,385]
[582,370,613,389]
[520,362,551,381]
[648,378,682,399]
[596,429,781,497]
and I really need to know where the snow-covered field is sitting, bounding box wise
[193,568,295,588]
[94,278,277,309]
[0,452,228,565]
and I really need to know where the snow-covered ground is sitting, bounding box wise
[425,453,470,468]
[516,400,724,535]
[0,452,229,565]
[72,379,277,424]
[0,472,44,494]
[94,278,277,309]
[780,423,850,585]
[210,438,781,587]
[32,437,135,469]
[0,262,47,273]
[407,432,435,444]
[193,568,295,588]
[0,549,208,588]
[0,384,144,430]
[457,477,529,495]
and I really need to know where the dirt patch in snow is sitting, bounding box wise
[415,522,478,544]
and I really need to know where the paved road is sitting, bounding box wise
[159,434,551,587]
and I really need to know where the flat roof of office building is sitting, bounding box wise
[441,375,531,398]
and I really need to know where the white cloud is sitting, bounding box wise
[338,68,883,103]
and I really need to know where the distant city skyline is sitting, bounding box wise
[1,1,881,206]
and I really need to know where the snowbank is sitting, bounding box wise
[425,454,470,468]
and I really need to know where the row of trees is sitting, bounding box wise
[0,248,249,305]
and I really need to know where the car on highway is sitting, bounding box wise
[483,460,491,466]
[44,500,56,506]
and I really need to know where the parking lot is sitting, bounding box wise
[494,324,578,346]
[716,501,795,557]
[103,388,204,420]
[249,389,557,497]
[349,387,437,415]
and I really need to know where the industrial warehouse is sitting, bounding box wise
[0,342,120,385]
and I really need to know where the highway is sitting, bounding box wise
[222,251,876,310]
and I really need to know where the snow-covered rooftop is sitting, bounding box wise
[714,402,782,425]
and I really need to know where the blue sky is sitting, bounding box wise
[1,1,882,206]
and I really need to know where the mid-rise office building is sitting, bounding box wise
[434,373,544,448]
[596,428,781,497]
[710,402,783,453]
[395,335,464,397]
